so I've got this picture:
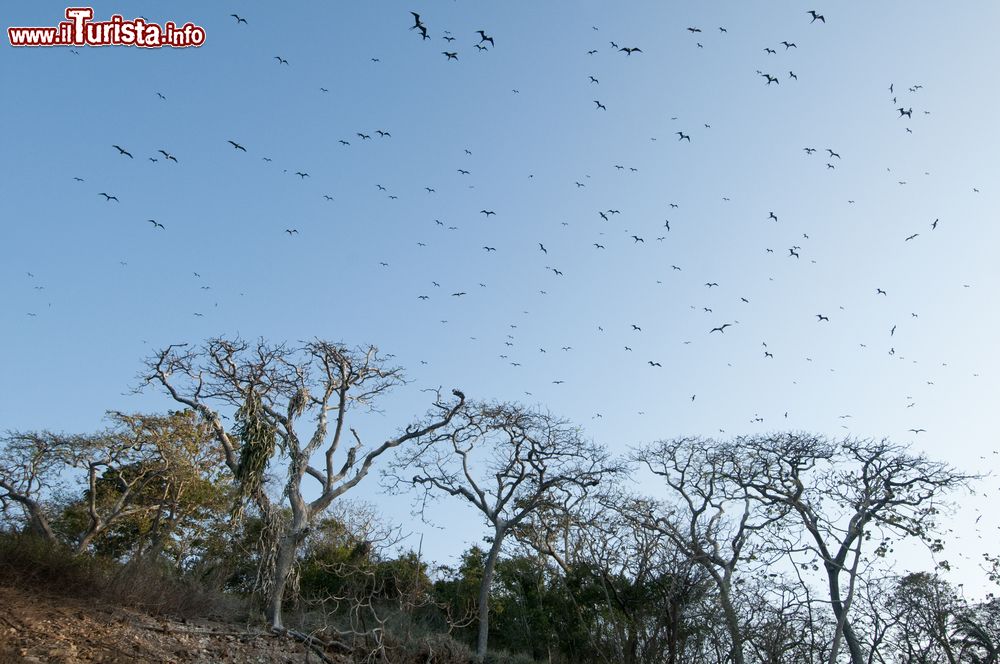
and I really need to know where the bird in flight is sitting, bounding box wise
[705,282,719,288]
[594,100,607,110]
[274,56,289,65]
[480,210,496,217]
[442,51,458,61]
[677,132,691,142]
[295,171,310,179]
[710,323,732,333]
[98,192,119,202]
[539,243,547,254]
[285,229,299,235]
[648,360,662,367]
[147,219,164,229]
[619,47,642,55]
[908,428,927,434]
[483,246,497,252]
[476,30,494,47]
[157,149,178,163]
[816,314,830,322]
[769,211,779,222]
[781,41,797,49]
[931,218,939,229]
[589,76,599,84]
[808,10,826,23]
[228,140,247,151]
[905,233,919,241]
[687,27,702,33]
[112,145,133,159]
[410,11,426,32]
[230,14,247,24]
[632,235,645,243]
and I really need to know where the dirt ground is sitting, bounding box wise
[0,585,347,663]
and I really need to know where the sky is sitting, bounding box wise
[2,1,999,590]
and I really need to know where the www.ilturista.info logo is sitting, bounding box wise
[8,7,205,48]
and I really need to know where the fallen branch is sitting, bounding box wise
[272,626,352,663]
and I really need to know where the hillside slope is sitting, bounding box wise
[0,585,344,663]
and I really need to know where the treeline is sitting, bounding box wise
[0,336,997,664]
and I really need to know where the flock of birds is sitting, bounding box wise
[17,7,992,469]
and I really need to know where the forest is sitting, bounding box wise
[1,337,996,664]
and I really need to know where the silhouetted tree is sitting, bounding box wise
[737,433,974,664]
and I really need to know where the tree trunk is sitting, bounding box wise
[718,584,745,664]
[26,505,57,544]
[75,526,102,555]
[7,493,58,545]
[476,526,506,659]
[825,564,865,664]
[266,527,304,630]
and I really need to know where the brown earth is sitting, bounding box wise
[0,585,348,664]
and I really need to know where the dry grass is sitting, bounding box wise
[0,533,242,621]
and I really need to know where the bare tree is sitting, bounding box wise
[882,572,962,663]
[142,337,466,630]
[737,433,975,664]
[390,402,619,659]
[582,493,713,664]
[0,431,62,543]
[633,437,787,664]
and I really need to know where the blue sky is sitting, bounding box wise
[2,1,998,587]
